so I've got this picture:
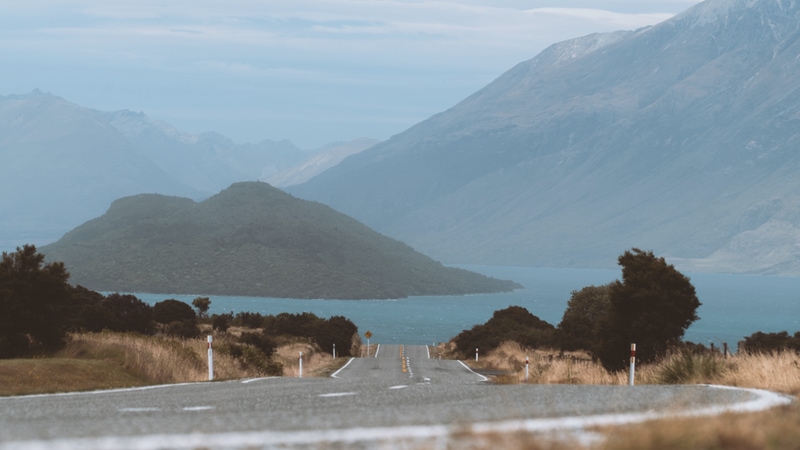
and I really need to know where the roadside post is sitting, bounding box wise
[207,335,214,381]
[475,348,479,362]
[299,352,303,378]
[629,343,636,386]
[525,356,529,383]
[333,343,336,359]
[365,331,373,357]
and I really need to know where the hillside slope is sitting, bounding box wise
[41,182,519,299]
[289,0,800,274]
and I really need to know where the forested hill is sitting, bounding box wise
[41,182,519,299]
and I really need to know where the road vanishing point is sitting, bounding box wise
[0,344,791,449]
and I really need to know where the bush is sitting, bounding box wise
[153,299,196,324]
[212,313,233,332]
[657,349,726,384]
[165,319,199,339]
[741,331,800,354]
[452,306,556,358]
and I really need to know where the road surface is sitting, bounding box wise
[0,345,791,449]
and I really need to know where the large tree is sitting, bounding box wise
[558,284,611,352]
[595,248,701,371]
[0,245,73,357]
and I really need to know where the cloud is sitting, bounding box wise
[0,0,700,146]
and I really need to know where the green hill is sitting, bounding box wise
[41,182,520,299]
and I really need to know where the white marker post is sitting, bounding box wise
[207,335,214,381]
[333,343,336,359]
[475,348,479,362]
[629,343,636,386]
[299,351,303,378]
[525,356,529,383]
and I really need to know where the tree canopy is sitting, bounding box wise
[0,245,73,357]
[594,248,701,370]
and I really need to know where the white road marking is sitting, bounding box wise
[118,407,160,412]
[182,406,214,411]
[374,344,381,358]
[330,357,355,378]
[5,386,791,450]
[318,392,356,398]
[458,360,489,382]
[389,385,408,390]
[240,377,278,384]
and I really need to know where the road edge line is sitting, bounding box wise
[330,358,356,379]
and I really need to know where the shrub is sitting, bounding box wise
[741,331,800,354]
[153,299,196,324]
[452,306,556,358]
[657,349,726,384]
[212,313,233,332]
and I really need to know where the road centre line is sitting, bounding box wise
[319,392,356,398]
[374,344,381,358]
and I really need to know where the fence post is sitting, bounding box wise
[628,343,636,386]
[299,351,303,378]
[723,342,729,358]
[207,335,214,381]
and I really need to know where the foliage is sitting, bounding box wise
[594,248,701,371]
[740,330,800,354]
[211,313,233,332]
[191,297,211,318]
[557,284,611,352]
[0,245,74,357]
[153,299,196,324]
[452,306,556,358]
[166,319,200,339]
[656,348,726,384]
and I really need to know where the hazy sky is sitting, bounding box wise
[0,1,701,148]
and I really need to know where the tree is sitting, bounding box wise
[0,245,73,357]
[153,299,196,324]
[192,297,211,319]
[558,284,611,352]
[594,248,701,371]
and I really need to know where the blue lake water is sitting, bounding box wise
[131,266,800,351]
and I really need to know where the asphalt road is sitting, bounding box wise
[0,345,791,449]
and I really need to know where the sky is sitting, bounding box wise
[0,0,701,148]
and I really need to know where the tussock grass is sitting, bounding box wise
[452,341,800,449]
[274,339,334,377]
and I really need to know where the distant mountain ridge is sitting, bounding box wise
[40,182,519,299]
[0,91,377,249]
[289,0,800,275]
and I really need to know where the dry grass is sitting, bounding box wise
[0,331,350,396]
[450,341,800,449]
[0,358,147,396]
[274,339,336,377]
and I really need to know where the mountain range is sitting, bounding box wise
[40,182,519,299]
[0,91,377,250]
[289,0,800,275]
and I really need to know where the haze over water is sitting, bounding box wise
[128,266,800,351]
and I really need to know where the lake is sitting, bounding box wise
[131,265,800,351]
